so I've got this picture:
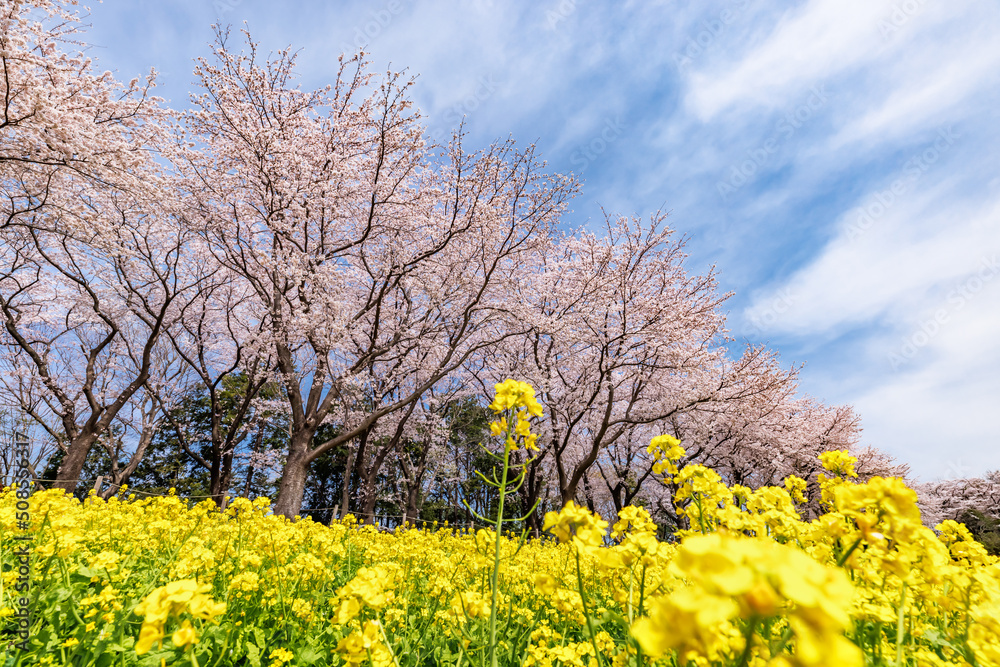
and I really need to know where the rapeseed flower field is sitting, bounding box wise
[2,382,998,666]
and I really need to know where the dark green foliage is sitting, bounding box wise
[30,387,532,527]
[129,424,213,499]
[300,424,348,524]
[958,508,1000,555]
[37,426,162,500]
[420,398,532,527]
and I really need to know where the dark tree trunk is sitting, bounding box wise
[521,455,546,535]
[405,484,421,525]
[52,432,100,492]
[209,449,223,502]
[99,428,156,500]
[243,425,266,497]
[273,431,314,516]
[358,447,392,524]
[339,428,367,519]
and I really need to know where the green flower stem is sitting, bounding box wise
[377,617,403,667]
[895,582,907,667]
[575,550,604,667]
[734,617,759,667]
[836,537,863,567]
[489,421,514,667]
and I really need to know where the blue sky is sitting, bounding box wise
[81,0,1000,480]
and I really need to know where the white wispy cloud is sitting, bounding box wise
[724,0,1000,477]
[685,0,885,120]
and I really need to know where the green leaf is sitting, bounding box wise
[299,645,324,664]
[50,586,72,603]
[76,565,98,579]
[246,642,261,667]
[921,627,959,650]
[138,648,176,667]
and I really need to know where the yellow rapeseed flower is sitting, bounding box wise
[268,647,295,666]
[488,379,544,417]
[171,620,198,650]
[543,501,608,551]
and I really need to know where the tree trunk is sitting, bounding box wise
[340,430,367,519]
[243,425,266,497]
[405,484,421,526]
[582,473,596,512]
[521,457,546,535]
[610,484,623,513]
[210,447,235,505]
[243,461,255,498]
[221,447,235,499]
[52,432,100,493]
[99,428,155,500]
[356,427,402,524]
[560,479,578,506]
[209,447,223,503]
[359,455,387,524]
[273,432,313,517]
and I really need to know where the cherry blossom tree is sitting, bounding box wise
[472,214,730,530]
[573,348,904,528]
[146,267,275,504]
[916,472,1000,528]
[177,29,575,517]
[0,195,199,491]
[1,3,912,527]
[587,346,798,517]
[0,0,184,492]
[665,357,866,487]
[471,214,905,531]
[1,0,161,229]
[643,378,885,527]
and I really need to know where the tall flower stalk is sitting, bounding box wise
[464,379,543,667]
